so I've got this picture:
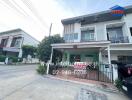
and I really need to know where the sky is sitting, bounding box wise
[0,0,132,41]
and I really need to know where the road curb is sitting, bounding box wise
[44,75,119,93]
[45,75,95,87]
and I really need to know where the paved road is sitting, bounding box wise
[0,64,130,100]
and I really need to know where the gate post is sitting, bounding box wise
[112,64,118,82]
[99,51,102,63]
[47,47,54,74]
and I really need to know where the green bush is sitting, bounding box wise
[9,57,22,63]
[9,56,18,62]
[0,55,6,62]
[0,55,23,63]
[36,64,47,75]
[115,79,123,91]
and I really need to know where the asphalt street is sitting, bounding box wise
[0,64,130,100]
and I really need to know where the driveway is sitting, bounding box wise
[0,64,130,100]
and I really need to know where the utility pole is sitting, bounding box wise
[49,23,52,37]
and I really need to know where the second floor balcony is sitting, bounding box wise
[0,36,23,48]
[63,32,130,44]
[108,36,129,43]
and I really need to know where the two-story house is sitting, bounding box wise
[51,5,132,65]
[0,29,39,58]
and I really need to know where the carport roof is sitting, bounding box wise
[51,41,110,50]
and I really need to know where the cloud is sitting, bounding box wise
[0,0,132,41]
[0,0,75,41]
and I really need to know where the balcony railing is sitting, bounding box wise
[81,39,95,42]
[109,36,129,43]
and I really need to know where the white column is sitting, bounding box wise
[107,45,111,65]
[113,64,118,81]
[20,37,24,48]
[46,47,53,74]
[50,47,53,63]
[99,50,102,63]
[18,49,22,58]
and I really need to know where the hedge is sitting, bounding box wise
[0,55,22,62]
[0,55,6,62]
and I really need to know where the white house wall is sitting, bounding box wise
[123,13,132,42]
[22,31,39,47]
[102,54,118,64]
[0,30,39,47]
[0,29,39,58]
[64,17,132,43]
[81,20,123,41]
[74,23,81,42]
[0,31,22,48]
[110,44,132,50]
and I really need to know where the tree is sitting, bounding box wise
[22,45,37,58]
[37,34,64,63]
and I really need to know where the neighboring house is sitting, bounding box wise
[51,5,132,65]
[0,28,39,58]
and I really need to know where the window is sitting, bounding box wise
[106,27,128,43]
[118,56,132,64]
[64,24,74,34]
[107,27,123,39]
[11,37,22,47]
[74,33,78,39]
[64,34,68,41]
[81,30,94,41]
[64,33,78,42]
[0,38,8,47]
[130,27,132,36]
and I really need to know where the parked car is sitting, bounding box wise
[112,60,132,80]
[122,77,132,99]
[111,61,132,99]
[118,64,132,80]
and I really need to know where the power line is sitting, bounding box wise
[10,0,30,17]
[21,0,49,28]
[1,0,49,31]
[1,0,27,17]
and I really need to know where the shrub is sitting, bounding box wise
[9,57,22,63]
[115,79,123,91]
[0,55,23,63]
[36,64,47,75]
[0,55,6,62]
[9,56,18,62]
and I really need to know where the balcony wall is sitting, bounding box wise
[109,36,129,43]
